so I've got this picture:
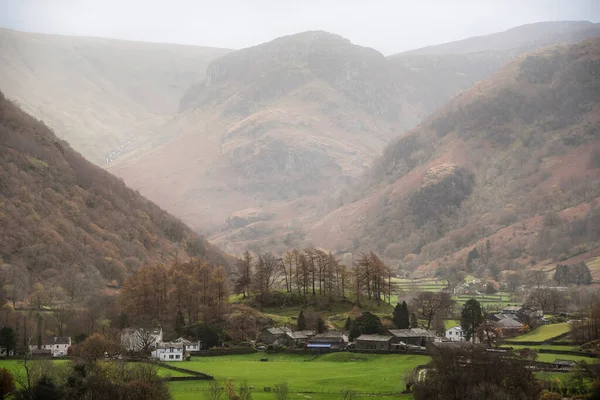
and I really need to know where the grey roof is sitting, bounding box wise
[156,342,184,349]
[355,334,393,342]
[493,318,524,328]
[286,331,308,340]
[35,336,71,346]
[389,329,437,338]
[266,327,292,335]
[311,331,348,343]
[175,337,193,345]
[301,330,316,336]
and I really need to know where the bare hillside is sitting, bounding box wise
[0,28,230,164]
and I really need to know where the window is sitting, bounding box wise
[175,355,180,359]
[169,355,174,359]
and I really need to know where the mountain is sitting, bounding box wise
[0,28,230,164]
[108,31,420,247]
[389,21,600,119]
[309,38,600,271]
[0,90,230,305]
[400,21,600,55]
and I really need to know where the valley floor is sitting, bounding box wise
[166,353,427,399]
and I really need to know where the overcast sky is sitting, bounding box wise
[1,0,599,54]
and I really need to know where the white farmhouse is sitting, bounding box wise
[121,327,163,352]
[151,342,184,361]
[28,336,72,356]
[175,337,202,352]
[445,326,465,342]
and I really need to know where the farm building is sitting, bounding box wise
[283,331,309,347]
[445,326,465,342]
[121,327,163,351]
[502,306,524,315]
[389,329,437,346]
[175,337,202,352]
[28,336,71,357]
[261,327,292,344]
[492,317,524,336]
[307,330,348,350]
[354,335,394,351]
[151,342,184,361]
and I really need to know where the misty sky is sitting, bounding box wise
[1,0,599,54]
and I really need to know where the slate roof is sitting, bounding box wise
[266,327,292,335]
[355,334,393,342]
[389,329,437,338]
[156,342,184,349]
[492,318,524,328]
[36,336,71,346]
[311,331,348,343]
[286,331,308,340]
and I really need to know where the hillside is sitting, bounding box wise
[0,28,230,164]
[108,24,600,255]
[400,21,600,55]
[108,31,420,248]
[389,21,600,118]
[309,38,600,271]
[0,90,230,306]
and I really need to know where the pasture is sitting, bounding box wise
[509,322,571,343]
[167,352,429,399]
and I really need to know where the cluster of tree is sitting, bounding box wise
[571,296,600,344]
[346,312,385,341]
[121,260,229,330]
[6,357,170,400]
[412,346,541,399]
[553,262,592,285]
[234,249,393,309]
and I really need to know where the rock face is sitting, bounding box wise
[409,165,474,226]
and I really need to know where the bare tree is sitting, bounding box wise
[273,381,289,400]
[411,292,455,330]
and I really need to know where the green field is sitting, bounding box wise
[167,352,429,399]
[509,322,571,343]
[501,344,579,351]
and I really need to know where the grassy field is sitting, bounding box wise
[167,352,429,399]
[509,322,571,342]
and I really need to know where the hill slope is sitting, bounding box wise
[108,31,420,246]
[0,28,230,164]
[110,25,600,255]
[389,21,600,119]
[0,91,230,305]
[309,38,600,268]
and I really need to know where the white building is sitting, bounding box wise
[28,336,71,356]
[121,327,163,351]
[151,342,184,361]
[175,337,202,352]
[445,326,465,342]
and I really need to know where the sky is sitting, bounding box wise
[1,0,599,55]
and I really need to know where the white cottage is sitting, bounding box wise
[445,326,465,342]
[175,337,202,352]
[151,342,184,361]
[28,336,71,356]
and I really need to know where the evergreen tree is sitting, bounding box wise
[348,321,361,341]
[0,327,15,356]
[400,301,410,329]
[316,317,326,334]
[461,298,484,342]
[354,312,383,335]
[344,317,352,332]
[392,302,410,329]
[410,313,418,329]
[297,311,307,331]
[392,303,403,328]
